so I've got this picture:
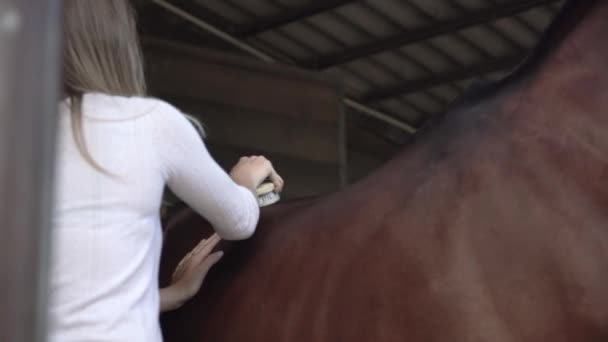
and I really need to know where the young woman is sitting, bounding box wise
[50,1,283,341]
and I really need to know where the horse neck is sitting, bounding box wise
[500,2,608,194]
[345,2,608,221]
[523,2,608,127]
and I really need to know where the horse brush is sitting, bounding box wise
[256,181,280,207]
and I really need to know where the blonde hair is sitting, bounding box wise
[62,0,146,172]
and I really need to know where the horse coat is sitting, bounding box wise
[160,1,608,340]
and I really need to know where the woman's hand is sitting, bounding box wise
[230,155,284,194]
[160,234,223,312]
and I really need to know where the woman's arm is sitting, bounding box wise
[160,234,223,312]
[154,103,270,240]
[160,286,188,312]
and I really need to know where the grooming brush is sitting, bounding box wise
[256,181,280,207]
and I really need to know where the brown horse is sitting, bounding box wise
[160,1,608,341]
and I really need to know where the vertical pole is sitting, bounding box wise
[0,1,62,341]
[338,104,348,188]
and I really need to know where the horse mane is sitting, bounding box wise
[415,0,598,137]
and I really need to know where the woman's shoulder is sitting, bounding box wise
[132,97,204,137]
[80,93,184,121]
[78,93,204,141]
[133,96,205,139]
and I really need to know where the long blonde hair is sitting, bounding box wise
[62,0,146,172]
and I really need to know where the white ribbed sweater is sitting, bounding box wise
[49,93,259,342]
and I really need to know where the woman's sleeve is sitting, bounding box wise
[152,101,259,240]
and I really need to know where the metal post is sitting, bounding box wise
[0,1,62,341]
[338,103,348,187]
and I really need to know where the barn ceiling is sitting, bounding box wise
[136,0,565,180]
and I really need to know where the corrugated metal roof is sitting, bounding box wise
[138,0,565,143]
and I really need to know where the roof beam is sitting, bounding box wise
[236,0,359,37]
[162,0,238,33]
[361,53,526,103]
[303,0,560,69]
